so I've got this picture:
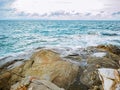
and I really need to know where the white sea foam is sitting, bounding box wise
[7,61,24,69]
[0,49,35,66]
[0,20,120,66]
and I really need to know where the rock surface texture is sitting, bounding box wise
[11,76,65,90]
[0,45,120,90]
[98,68,120,90]
[25,49,79,89]
[0,49,79,90]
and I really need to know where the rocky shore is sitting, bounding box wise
[0,45,120,90]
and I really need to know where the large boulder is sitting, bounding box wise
[0,49,79,90]
[25,49,79,89]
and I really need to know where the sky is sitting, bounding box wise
[0,0,120,20]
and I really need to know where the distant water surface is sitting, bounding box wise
[0,20,120,57]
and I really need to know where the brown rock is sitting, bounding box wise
[96,45,120,56]
[80,66,100,87]
[11,76,64,90]
[98,68,120,90]
[25,49,79,89]
[0,72,11,90]
[1,49,79,90]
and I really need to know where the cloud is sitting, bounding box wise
[15,10,82,18]
[0,0,16,19]
[53,1,72,4]
[0,0,120,20]
[48,11,76,17]
[112,11,120,16]
[12,0,105,14]
[17,11,30,17]
[85,13,91,16]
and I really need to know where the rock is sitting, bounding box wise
[68,70,88,90]
[0,72,11,90]
[65,55,82,62]
[80,66,101,87]
[29,79,64,90]
[11,76,64,90]
[79,45,120,89]
[24,49,79,89]
[98,68,120,90]
[1,45,120,90]
[87,57,119,69]
[96,45,120,56]
[0,49,79,89]
[80,56,119,88]
[62,45,120,89]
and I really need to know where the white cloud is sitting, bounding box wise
[0,0,120,19]
[12,0,105,14]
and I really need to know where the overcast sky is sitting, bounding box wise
[0,0,120,20]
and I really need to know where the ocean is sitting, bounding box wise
[0,20,120,59]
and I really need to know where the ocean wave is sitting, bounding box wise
[0,35,8,39]
[0,49,35,66]
[101,32,118,36]
[0,20,120,61]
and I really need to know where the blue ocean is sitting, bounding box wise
[0,20,120,58]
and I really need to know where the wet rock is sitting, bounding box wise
[98,68,120,90]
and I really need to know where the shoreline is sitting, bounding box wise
[0,44,120,66]
[0,44,120,90]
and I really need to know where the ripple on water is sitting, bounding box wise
[0,20,120,62]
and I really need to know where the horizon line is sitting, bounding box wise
[0,19,120,21]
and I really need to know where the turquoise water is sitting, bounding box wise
[0,20,120,57]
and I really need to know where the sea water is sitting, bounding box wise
[0,20,120,58]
